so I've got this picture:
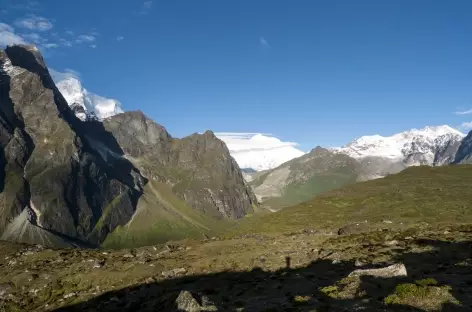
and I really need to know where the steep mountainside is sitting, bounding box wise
[333,125,464,166]
[0,45,256,248]
[453,130,472,164]
[249,147,360,209]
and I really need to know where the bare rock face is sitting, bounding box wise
[0,45,146,247]
[453,131,472,164]
[104,113,257,220]
[0,45,256,247]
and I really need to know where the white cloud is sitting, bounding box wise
[137,1,153,14]
[59,38,72,47]
[456,108,472,115]
[50,68,81,82]
[215,132,305,171]
[76,34,96,43]
[117,36,124,41]
[259,36,269,47]
[90,44,97,49]
[0,23,26,46]
[0,23,14,33]
[42,43,58,48]
[15,15,53,31]
[461,122,472,130]
[22,32,42,43]
[65,30,74,36]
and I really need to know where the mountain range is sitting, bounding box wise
[2,44,472,249]
[0,45,257,248]
[245,125,469,210]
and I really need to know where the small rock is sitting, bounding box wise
[162,267,187,278]
[444,230,450,234]
[0,283,13,297]
[93,259,105,269]
[259,256,266,263]
[348,263,407,278]
[384,240,399,246]
[63,292,77,299]
[332,259,341,265]
[382,220,393,224]
[175,290,202,312]
[123,253,135,258]
[354,259,365,267]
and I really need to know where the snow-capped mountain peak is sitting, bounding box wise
[334,125,465,166]
[55,77,123,121]
[216,133,305,171]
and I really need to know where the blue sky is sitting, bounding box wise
[1,0,472,151]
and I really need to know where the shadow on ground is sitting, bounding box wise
[54,237,472,312]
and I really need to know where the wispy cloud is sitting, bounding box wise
[15,15,53,31]
[42,43,58,48]
[460,122,472,130]
[76,34,96,44]
[455,108,472,115]
[90,44,97,49]
[49,68,81,82]
[22,32,42,43]
[259,36,270,47]
[137,1,153,15]
[0,23,26,46]
[116,36,124,41]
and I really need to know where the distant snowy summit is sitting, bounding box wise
[216,133,305,171]
[55,77,123,121]
[333,125,465,166]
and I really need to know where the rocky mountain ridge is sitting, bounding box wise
[333,125,465,166]
[0,45,256,248]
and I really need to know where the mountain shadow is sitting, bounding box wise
[53,236,472,311]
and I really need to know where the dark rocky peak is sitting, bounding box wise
[103,111,172,160]
[453,131,472,164]
[0,45,146,247]
[309,146,329,155]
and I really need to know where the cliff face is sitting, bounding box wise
[104,113,257,220]
[0,45,256,247]
[0,45,145,247]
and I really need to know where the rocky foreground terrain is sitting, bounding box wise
[1,224,472,311]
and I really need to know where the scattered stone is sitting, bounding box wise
[63,292,77,299]
[354,259,365,267]
[0,283,13,297]
[162,267,187,278]
[175,290,202,312]
[123,253,135,258]
[93,259,105,269]
[332,259,341,265]
[382,220,393,224]
[384,240,399,246]
[348,263,407,278]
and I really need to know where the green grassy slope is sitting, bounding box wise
[232,165,472,236]
[249,148,359,210]
[103,181,233,248]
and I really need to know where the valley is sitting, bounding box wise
[1,44,472,312]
